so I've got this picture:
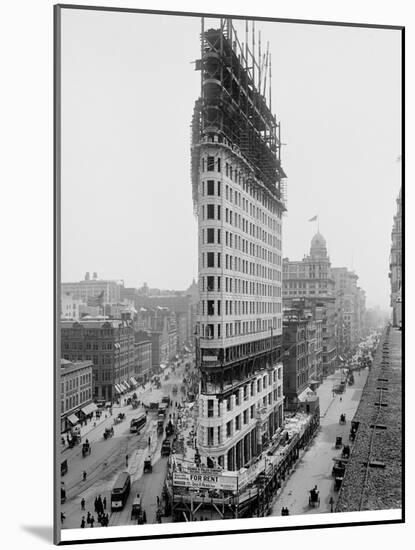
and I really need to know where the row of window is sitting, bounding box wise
[284,281,329,289]
[200,204,281,250]
[200,179,281,233]
[201,252,281,282]
[201,156,282,219]
[201,299,280,316]
[62,373,91,393]
[201,276,282,297]
[61,328,133,338]
[201,228,281,266]
[62,388,92,413]
[200,317,281,339]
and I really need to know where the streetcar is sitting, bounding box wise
[130,413,146,434]
[111,472,131,511]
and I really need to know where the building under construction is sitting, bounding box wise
[166,18,309,521]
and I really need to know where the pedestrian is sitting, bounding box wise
[61,512,65,524]
[94,497,98,512]
[86,511,91,524]
[81,517,86,528]
[98,495,103,514]
[90,515,95,528]
[81,497,85,510]
[105,513,109,526]
[83,470,87,481]
[103,496,106,510]
[340,396,342,402]
[329,496,334,513]
[148,436,151,447]
[126,454,129,467]
[156,495,160,507]
[143,510,147,524]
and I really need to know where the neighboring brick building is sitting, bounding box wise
[60,358,93,433]
[282,306,322,411]
[134,333,152,383]
[61,318,136,401]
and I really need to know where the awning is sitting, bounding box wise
[160,363,167,370]
[298,387,315,402]
[123,380,131,390]
[81,403,97,416]
[114,384,122,394]
[130,377,138,386]
[338,355,345,362]
[67,414,79,425]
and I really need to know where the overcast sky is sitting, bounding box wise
[61,9,401,309]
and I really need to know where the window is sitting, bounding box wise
[207,301,215,315]
[207,156,215,171]
[235,415,241,430]
[243,409,248,424]
[207,204,215,219]
[207,252,215,267]
[207,427,214,445]
[250,405,255,418]
[226,421,232,437]
[207,180,215,195]
[207,228,215,243]
[207,276,214,291]
[208,399,214,417]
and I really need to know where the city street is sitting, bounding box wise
[61,356,192,530]
[270,367,369,516]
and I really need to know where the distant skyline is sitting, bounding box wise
[61,10,401,309]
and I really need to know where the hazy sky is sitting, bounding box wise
[61,9,401,309]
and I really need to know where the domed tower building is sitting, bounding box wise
[283,232,337,381]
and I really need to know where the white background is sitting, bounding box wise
[0,0,411,549]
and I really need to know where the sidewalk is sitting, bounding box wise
[270,366,369,517]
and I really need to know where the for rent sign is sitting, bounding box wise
[173,471,238,491]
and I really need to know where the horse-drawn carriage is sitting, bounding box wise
[131,497,144,523]
[82,441,91,457]
[335,436,343,449]
[339,413,346,425]
[143,457,152,473]
[342,444,350,459]
[103,426,114,440]
[157,419,164,434]
[165,421,174,438]
[114,412,125,425]
[332,459,346,491]
[131,400,139,409]
[309,487,320,507]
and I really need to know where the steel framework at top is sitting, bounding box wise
[192,18,286,208]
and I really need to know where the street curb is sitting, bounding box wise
[320,396,336,418]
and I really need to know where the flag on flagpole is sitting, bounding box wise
[308,215,318,222]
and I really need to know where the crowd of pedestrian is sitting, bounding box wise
[79,495,110,528]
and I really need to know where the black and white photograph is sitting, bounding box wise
[54,4,403,545]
